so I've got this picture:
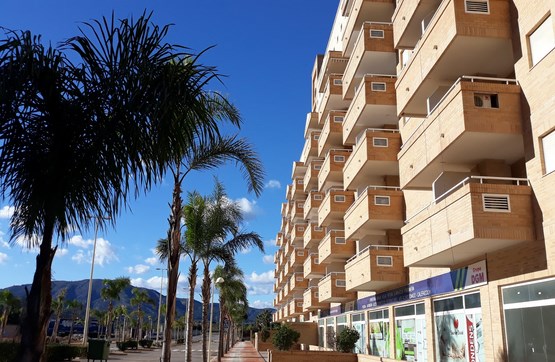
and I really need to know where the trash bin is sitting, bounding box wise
[88,338,110,362]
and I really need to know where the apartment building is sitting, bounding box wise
[273,0,555,361]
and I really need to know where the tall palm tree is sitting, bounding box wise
[1,13,244,362]
[213,263,248,361]
[199,181,264,362]
[100,277,130,341]
[130,288,154,340]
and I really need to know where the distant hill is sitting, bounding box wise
[2,279,273,323]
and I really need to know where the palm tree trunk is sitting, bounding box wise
[52,311,61,341]
[201,266,211,362]
[0,309,8,337]
[217,298,224,361]
[163,172,183,362]
[18,222,56,362]
[186,263,197,362]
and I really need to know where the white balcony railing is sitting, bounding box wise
[346,244,403,264]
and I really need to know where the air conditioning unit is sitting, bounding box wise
[474,94,492,108]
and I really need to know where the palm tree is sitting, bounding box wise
[65,300,82,344]
[1,13,248,362]
[130,288,154,340]
[111,305,128,341]
[213,263,248,361]
[0,290,20,338]
[100,277,130,341]
[199,181,264,362]
[91,309,107,339]
[49,288,67,341]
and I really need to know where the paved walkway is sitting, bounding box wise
[220,341,267,362]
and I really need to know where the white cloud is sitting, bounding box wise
[264,239,277,247]
[14,234,40,252]
[0,231,9,248]
[57,248,69,257]
[250,300,274,309]
[234,198,259,219]
[262,255,274,264]
[127,264,150,275]
[70,237,118,266]
[246,270,274,284]
[245,284,273,296]
[0,252,8,264]
[0,206,14,219]
[145,257,158,266]
[265,180,281,189]
[240,247,252,254]
[131,274,189,293]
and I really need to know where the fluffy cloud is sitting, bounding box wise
[57,248,69,257]
[127,264,150,275]
[72,250,86,264]
[240,247,252,254]
[265,180,281,189]
[0,252,8,264]
[234,198,259,219]
[0,206,14,219]
[246,270,274,284]
[264,239,277,248]
[262,255,274,264]
[68,235,91,248]
[70,237,118,266]
[131,274,190,293]
[250,300,274,309]
[245,284,273,296]
[145,257,158,266]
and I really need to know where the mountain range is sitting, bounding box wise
[2,279,272,323]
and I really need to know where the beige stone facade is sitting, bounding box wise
[274,1,555,361]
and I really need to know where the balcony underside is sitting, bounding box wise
[345,160,399,190]
[343,105,398,145]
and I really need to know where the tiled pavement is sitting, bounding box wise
[219,341,267,362]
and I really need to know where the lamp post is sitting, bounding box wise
[208,277,224,361]
[183,286,189,361]
[156,267,167,345]
[82,216,110,344]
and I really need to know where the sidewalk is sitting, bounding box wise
[219,341,267,362]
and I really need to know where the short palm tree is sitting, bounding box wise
[130,288,154,340]
[65,300,82,344]
[0,290,20,338]
[100,277,130,341]
[49,288,67,341]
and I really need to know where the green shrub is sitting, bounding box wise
[336,327,360,353]
[0,342,18,362]
[117,340,139,351]
[139,339,153,348]
[260,329,270,342]
[46,344,87,361]
[272,323,300,351]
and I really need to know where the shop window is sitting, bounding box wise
[368,308,390,358]
[395,303,427,361]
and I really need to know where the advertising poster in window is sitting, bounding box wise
[396,319,416,361]
[435,312,484,362]
[369,321,389,357]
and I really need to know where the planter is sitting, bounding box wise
[270,350,357,362]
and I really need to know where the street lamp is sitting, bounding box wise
[82,216,110,344]
[156,267,167,345]
[183,286,189,359]
[208,277,224,360]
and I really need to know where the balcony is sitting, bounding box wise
[290,249,308,269]
[275,232,283,247]
[304,191,324,222]
[303,286,329,311]
[290,200,306,223]
[316,74,350,123]
[395,0,514,116]
[304,253,326,279]
[318,189,355,228]
[343,129,401,190]
[300,131,321,164]
[392,0,441,48]
[344,186,405,240]
[341,0,395,56]
[318,229,356,264]
[304,112,320,139]
[291,177,306,200]
[318,149,352,192]
[314,51,349,100]
[290,223,307,246]
[402,177,535,267]
[342,75,398,145]
[288,299,304,317]
[289,272,309,292]
[292,161,307,179]
[398,77,524,189]
[318,111,346,158]
[303,223,326,250]
[345,245,407,291]
[318,272,357,303]
[303,159,324,192]
[343,22,396,99]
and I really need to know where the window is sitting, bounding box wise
[334,155,345,162]
[474,93,499,108]
[464,0,489,14]
[529,15,555,66]
[333,116,344,123]
[314,226,323,231]
[335,237,346,244]
[314,258,319,264]
[297,203,304,209]
[314,164,322,170]
[296,276,304,281]
[334,195,346,202]
[371,82,387,92]
[297,179,303,184]
[333,79,343,85]
[375,196,391,206]
[370,29,385,38]
[373,137,389,147]
[314,194,323,200]
[313,134,320,140]
[542,129,555,174]
[335,279,346,287]
[377,255,393,266]
[297,302,303,307]
[297,226,304,232]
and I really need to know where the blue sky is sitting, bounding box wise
[0,1,339,308]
